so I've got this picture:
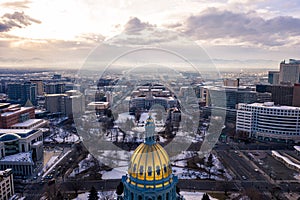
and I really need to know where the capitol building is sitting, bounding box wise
[117,115,185,200]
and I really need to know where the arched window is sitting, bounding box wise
[148,166,152,176]
[166,193,169,200]
[163,164,167,173]
[131,193,134,200]
[156,166,161,176]
[139,166,144,176]
[158,196,162,200]
[138,195,142,200]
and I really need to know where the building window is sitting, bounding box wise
[156,166,161,176]
[147,166,152,176]
[139,166,144,176]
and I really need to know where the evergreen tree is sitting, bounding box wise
[116,182,124,196]
[88,186,99,200]
[202,193,210,200]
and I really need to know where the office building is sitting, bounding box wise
[279,59,300,84]
[44,83,65,94]
[0,104,35,129]
[45,91,84,117]
[256,84,294,106]
[293,84,300,107]
[30,79,44,96]
[0,169,14,200]
[206,86,258,109]
[268,71,279,84]
[236,102,300,143]
[7,82,37,106]
[223,78,240,87]
[45,94,67,115]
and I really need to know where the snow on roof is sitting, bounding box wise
[271,150,300,170]
[246,103,300,110]
[11,119,43,128]
[1,107,33,117]
[294,146,300,152]
[0,152,33,164]
[0,129,35,135]
[32,141,43,146]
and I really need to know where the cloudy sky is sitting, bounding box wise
[1,0,300,69]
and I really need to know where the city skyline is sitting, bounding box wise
[0,0,300,69]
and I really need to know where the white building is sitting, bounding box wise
[0,169,14,200]
[0,129,43,177]
[236,102,300,143]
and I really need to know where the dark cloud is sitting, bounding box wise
[179,8,300,47]
[1,0,31,9]
[106,17,180,46]
[0,11,41,32]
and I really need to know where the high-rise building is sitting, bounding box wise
[30,79,44,96]
[45,94,67,115]
[21,82,37,106]
[0,169,14,199]
[256,84,294,106]
[236,102,300,143]
[279,59,300,84]
[44,83,65,94]
[206,87,257,109]
[293,84,300,107]
[223,78,240,87]
[7,83,22,102]
[45,91,85,118]
[268,71,279,84]
[7,82,37,105]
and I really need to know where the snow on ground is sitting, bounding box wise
[45,127,79,143]
[73,191,218,200]
[96,150,131,167]
[101,166,127,179]
[115,112,134,123]
[73,191,117,200]
[181,191,218,200]
[69,154,95,177]
[171,151,232,181]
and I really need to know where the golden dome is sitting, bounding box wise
[128,142,172,187]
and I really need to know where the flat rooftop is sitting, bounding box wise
[0,152,33,164]
[11,119,44,128]
[0,129,38,138]
[244,102,300,110]
[1,107,33,117]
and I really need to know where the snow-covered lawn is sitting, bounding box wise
[101,166,127,180]
[73,191,218,200]
[45,127,79,143]
[69,154,95,177]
